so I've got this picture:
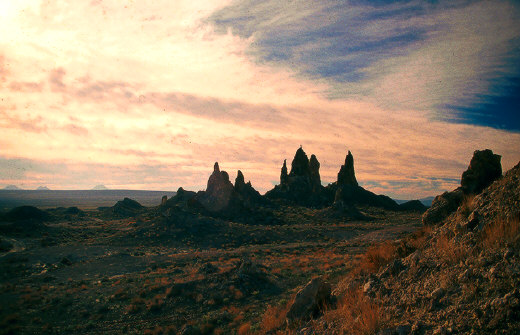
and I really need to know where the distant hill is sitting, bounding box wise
[394,196,434,207]
[2,185,22,190]
[92,185,109,190]
[36,186,50,191]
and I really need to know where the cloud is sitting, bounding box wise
[209,0,520,129]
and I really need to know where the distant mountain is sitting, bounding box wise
[2,185,22,190]
[36,186,50,191]
[394,196,434,207]
[92,185,109,190]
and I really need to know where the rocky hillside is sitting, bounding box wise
[270,150,520,334]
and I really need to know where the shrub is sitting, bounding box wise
[237,322,251,335]
[356,241,397,275]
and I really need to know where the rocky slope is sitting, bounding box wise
[278,149,520,334]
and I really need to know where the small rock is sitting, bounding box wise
[286,277,332,327]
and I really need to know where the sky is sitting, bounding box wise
[0,0,519,199]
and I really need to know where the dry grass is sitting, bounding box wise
[482,215,520,249]
[317,289,381,335]
[259,302,291,334]
[354,241,397,275]
[237,322,252,335]
[434,234,469,265]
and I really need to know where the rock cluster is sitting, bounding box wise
[193,162,265,214]
[266,147,327,206]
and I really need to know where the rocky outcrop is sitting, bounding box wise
[286,277,332,327]
[461,149,502,195]
[109,198,144,217]
[266,147,328,206]
[423,149,503,225]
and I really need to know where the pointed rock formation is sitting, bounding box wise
[337,151,358,187]
[197,162,235,212]
[330,150,399,210]
[290,146,310,176]
[309,154,321,192]
[280,159,289,186]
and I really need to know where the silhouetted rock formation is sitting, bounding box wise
[266,147,328,206]
[461,149,502,195]
[398,200,427,212]
[2,205,50,222]
[329,150,399,210]
[234,170,265,207]
[337,151,358,187]
[163,187,197,207]
[422,149,503,225]
[196,162,236,212]
[193,163,265,215]
[107,197,144,217]
[280,159,289,186]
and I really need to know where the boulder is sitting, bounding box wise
[422,188,463,225]
[286,277,332,327]
[461,149,502,195]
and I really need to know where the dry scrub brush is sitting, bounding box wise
[482,214,520,249]
[317,289,381,335]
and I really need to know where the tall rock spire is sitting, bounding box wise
[337,151,358,186]
[280,159,289,185]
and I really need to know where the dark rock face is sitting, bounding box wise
[337,150,358,187]
[286,277,332,327]
[461,149,502,195]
